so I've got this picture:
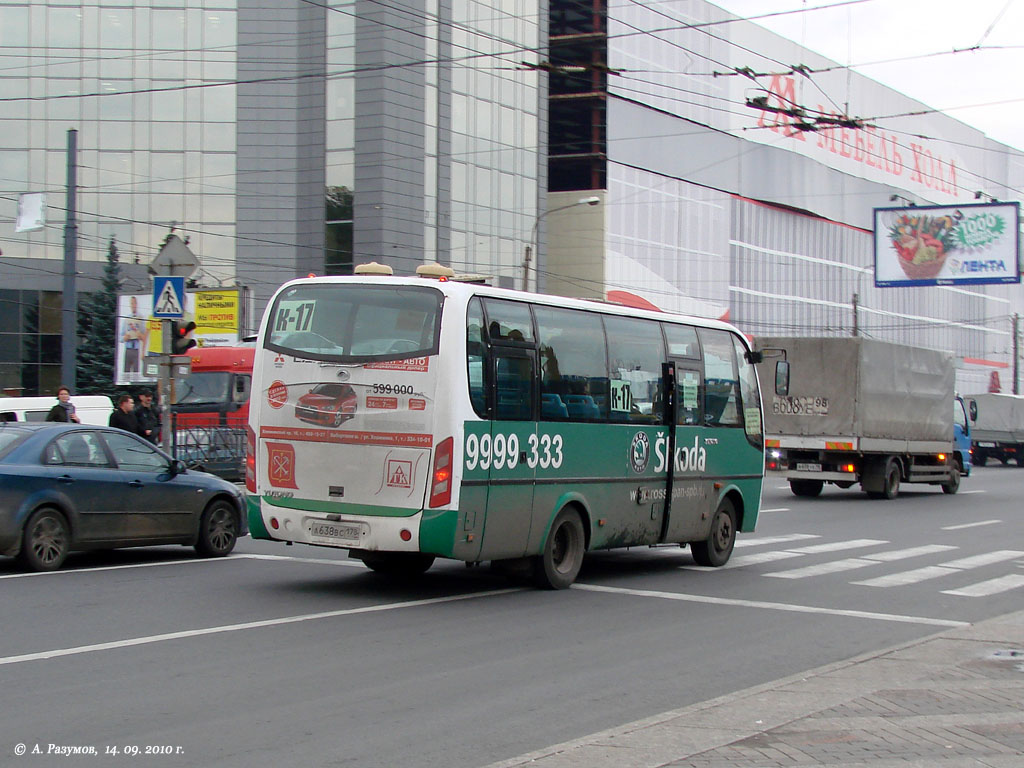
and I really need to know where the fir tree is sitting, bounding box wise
[76,237,123,394]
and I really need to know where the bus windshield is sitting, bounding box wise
[265,284,442,362]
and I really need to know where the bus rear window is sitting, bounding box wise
[266,284,442,362]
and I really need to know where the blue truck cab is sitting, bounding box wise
[953,395,972,476]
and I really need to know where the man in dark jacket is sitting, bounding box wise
[134,389,160,444]
[109,394,140,435]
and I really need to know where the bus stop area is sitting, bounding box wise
[489,609,1024,768]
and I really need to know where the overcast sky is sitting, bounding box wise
[709,0,1024,152]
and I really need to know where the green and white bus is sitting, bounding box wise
[246,275,765,588]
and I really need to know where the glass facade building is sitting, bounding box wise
[0,0,546,391]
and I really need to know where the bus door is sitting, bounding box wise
[661,359,711,543]
[478,348,537,560]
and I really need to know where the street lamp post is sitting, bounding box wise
[522,195,600,291]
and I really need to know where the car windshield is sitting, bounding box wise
[265,284,441,363]
[176,372,231,405]
[311,384,346,397]
[0,427,29,458]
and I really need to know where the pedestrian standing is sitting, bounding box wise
[109,393,141,435]
[45,386,81,423]
[134,389,160,444]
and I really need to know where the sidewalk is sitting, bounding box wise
[487,610,1024,768]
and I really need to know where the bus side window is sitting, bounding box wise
[482,299,534,344]
[534,305,607,422]
[732,335,762,441]
[494,355,533,421]
[605,316,665,424]
[698,328,741,427]
[467,298,489,418]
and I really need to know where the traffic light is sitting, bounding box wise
[171,320,197,354]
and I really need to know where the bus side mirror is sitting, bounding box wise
[969,400,978,422]
[775,361,790,397]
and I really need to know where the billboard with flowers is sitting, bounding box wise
[874,202,1020,287]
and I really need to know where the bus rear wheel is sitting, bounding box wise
[534,508,585,590]
[358,551,435,577]
[690,498,737,567]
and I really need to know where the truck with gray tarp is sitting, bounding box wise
[964,392,1024,466]
[753,336,965,499]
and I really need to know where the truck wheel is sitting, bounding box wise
[881,459,900,499]
[973,453,987,467]
[942,462,961,495]
[790,479,823,497]
[868,458,900,500]
[690,498,737,567]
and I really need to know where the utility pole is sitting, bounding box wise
[61,129,78,388]
[851,293,859,337]
[1014,313,1020,395]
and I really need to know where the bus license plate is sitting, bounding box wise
[309,521,361,545]
[796,462,822,472]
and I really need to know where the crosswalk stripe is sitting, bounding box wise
[786,539,887,554]
[681,538,885,572]
[853,550,1024,588]
[938,550,1024,569]
[734,533,819,549]
[861,544,958,562]
[853,565,956,587]
[942,575,1024,597]
[764,545,959,579]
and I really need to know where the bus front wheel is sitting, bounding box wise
[690,498,736,567]
[534,507,585,590]
[359,552,435,577]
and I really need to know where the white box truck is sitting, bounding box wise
[753,337,968,499]
[964,393,1024,466]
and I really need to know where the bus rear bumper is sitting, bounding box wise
[248,495,423,552]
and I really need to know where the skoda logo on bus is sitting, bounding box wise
[630,431,650,473]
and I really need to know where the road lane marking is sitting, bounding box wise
[942,574,1024,597]
[571,584,968,627]
[763,545,959,579]
[0,555,242,580]
[0,588,523,667]
[956,490,987,494]
[758,508,791,513]
[239,553,365,568]
[941,519,1001,530]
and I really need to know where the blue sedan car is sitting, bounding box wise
[0,423,246,571]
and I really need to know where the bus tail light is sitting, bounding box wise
[429,437,454,508]
[245,425,257,492]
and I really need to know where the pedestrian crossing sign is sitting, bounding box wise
[152,276,185,318]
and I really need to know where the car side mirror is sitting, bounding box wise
[171,459,187,476]
[775,361,790,396]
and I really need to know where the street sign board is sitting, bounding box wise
[153,276,185,318]
[149,234,199,277]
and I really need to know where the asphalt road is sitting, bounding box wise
[2,466,1021,767]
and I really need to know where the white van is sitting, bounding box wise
[0,396,114,426]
